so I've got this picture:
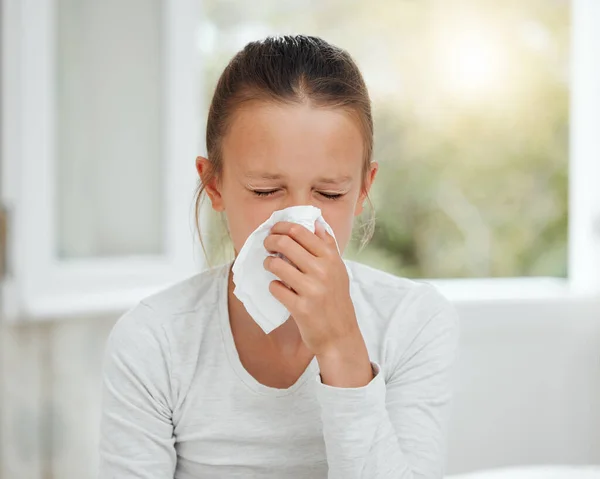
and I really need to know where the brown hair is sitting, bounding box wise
[195,35,375,258]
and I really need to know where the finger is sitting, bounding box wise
[264,255,311,294]
[269,221,329,257]
[264,233,314,273]
[268,279,299,312]
[314,221,335,245]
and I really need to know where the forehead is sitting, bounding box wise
[221,101,364,178]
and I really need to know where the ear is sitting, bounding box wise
[196,156,225,212]
[354,161,378,216]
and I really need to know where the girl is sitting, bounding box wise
[99,35,459,479]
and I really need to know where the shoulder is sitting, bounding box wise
[346,259,455,320]
[103,263,230,405]
[345,259,459,363]
[139,262,229,317]
[106,262,229,360]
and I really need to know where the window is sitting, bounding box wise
[200,0,571,280]
[1,0,202,319]
[1,0,598,321]
[56,0,165,259]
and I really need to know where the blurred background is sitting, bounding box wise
[1,0,600,478]
[203,0,569,279]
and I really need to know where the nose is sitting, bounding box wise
[282,190,315,210]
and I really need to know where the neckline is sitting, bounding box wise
[217,262,319,397]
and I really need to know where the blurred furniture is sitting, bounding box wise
[446,297,600,474]
[447,465,600,479]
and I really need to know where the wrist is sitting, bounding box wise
[316,332,373,388]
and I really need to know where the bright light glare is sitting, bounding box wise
[435,27,508,99]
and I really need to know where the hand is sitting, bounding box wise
[263,221,373,387]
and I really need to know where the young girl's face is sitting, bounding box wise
[199,101,377,256]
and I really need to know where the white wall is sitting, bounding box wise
[1,298,599,478]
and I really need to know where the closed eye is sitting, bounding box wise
[319,192,343,200]
[252,189,279,197]
[251,190,343,199]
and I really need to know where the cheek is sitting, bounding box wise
[222,190,275,254]
[321,201,357,254]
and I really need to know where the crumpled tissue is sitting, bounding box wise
[232,205,349,334]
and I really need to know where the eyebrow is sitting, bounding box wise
[244,172,284,181]
[244,172,353,185]
[316,175,353,185]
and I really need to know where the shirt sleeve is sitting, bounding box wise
[315,284,459,479]
[99,302,177,478]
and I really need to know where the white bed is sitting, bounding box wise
[447,465,600,479]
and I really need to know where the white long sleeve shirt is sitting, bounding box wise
[99,260,459,479]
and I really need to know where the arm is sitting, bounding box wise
[99,303,177,478]
[261,223,459,477]
[315,285,459,479]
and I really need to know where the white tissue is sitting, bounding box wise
[232,205,341,334]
